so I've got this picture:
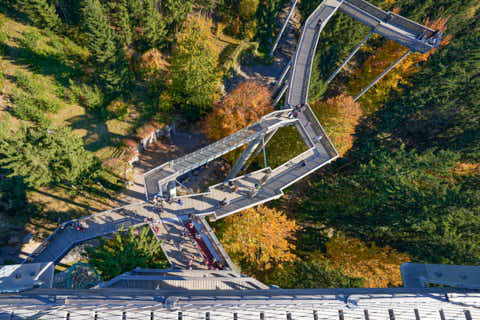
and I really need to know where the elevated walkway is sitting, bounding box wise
[143,111,297,198]
[24,203,149,264]
[101,268,268,291]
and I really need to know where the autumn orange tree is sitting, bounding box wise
[323,235,411,287]
[311,94,363,156]
[220,205,298,279]
[348,17,451,113]
[204,81,273,141]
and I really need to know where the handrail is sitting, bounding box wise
[304,105,339,158]
[198,217,239,273]
[270,0,298,56]
[23,202,145,264]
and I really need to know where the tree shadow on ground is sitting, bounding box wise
[66,113,127,153]
[0,42,83,88]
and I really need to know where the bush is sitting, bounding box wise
[0,15,6,43]
[36,96,61,113]
[21,30,41,51]
[106,99,129,120]
[0,31,6,44]
[68,80,104,111]
[12,92,51,126]
[14,71,61,113]
[14,70,41,96]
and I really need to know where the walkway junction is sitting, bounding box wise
[2,1,474,319]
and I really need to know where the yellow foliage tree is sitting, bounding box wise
[348,17,451,113]
[135,48,169,81]
[221,205,298,277]
[239,0,259,21]
[311,94,363,156]
[204,81,273,141]
[324,235,411,287]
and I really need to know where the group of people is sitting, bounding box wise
[152,193,183,208]
[287,103,307,119]
[62,221,86,232]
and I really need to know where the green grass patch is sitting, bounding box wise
[249,126,309,171]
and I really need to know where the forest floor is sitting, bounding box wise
[226,2,300,91]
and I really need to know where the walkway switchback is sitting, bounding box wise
[22,0,440,274]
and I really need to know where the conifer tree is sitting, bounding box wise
[23,0,62,31]
[84,226,170,281]
[82,0,129,94]
[161,0,194,35]
[142,0,167,49]
[82,0,117,65]
[115,0,133,47]
[168,16,220,120]
[0,124,98,188]
[126,0,144,26]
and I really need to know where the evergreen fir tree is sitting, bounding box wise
[126,0,144,27]
[115,0,133,47]
[161,0,194,35]
[0,124,99,188]
[82,0,117,65]
[142,0,167,49]
[82,0,129,94]
[23,0,62,31]
[84,226,170,281]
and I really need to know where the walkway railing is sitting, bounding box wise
[22,202,146,264]
[270,0,298,56]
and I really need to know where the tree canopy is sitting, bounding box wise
[82,0,129,95]
[301,147,480,265]
[220,205,298,279]
[168,16,220,121]
[267,259,364,289]
[0,123,99,189]
[84,226,170,281]
[203,81,273,141]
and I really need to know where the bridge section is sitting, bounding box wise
[143,111,297,199]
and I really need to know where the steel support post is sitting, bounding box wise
[243,128,278,173]
[354,50,411,101]
[327,30,373,83]
[273,61,292,93]
[262,137,267,168]
[273,83,289,106]
[227,138,263,180]
[270,0,298,56]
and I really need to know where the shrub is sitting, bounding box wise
[0,32,7,44]
[14,70,41,96]
[68,80,104,111]
[0,16,6,43]
[106,99,129,120]
[12,92,51,126]
[21,30,41,52]
[36,96,61,113]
